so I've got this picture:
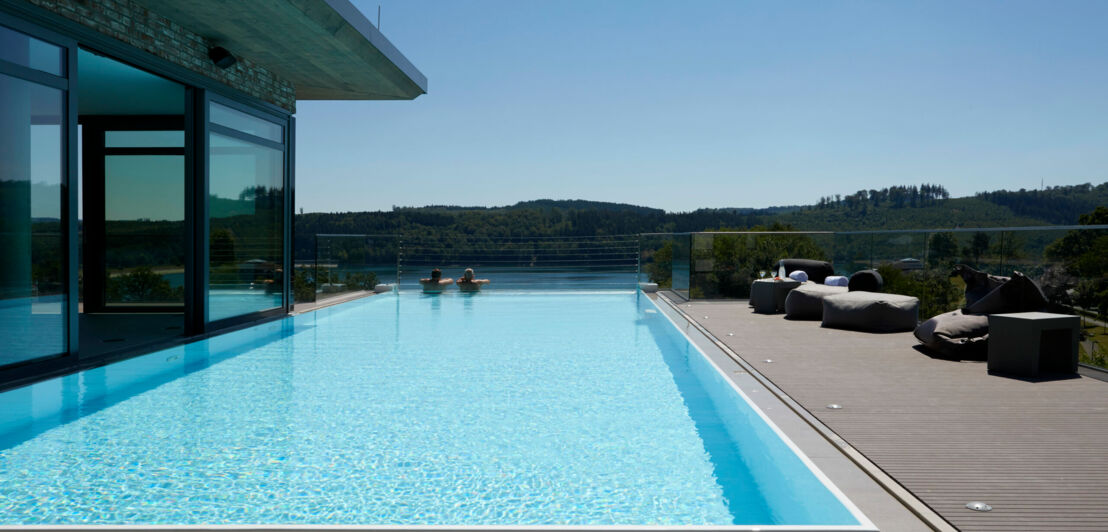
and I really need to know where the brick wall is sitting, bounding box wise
[27,0,296,112]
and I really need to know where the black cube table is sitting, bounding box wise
[987,312,1080,377]
[750,279,801,314]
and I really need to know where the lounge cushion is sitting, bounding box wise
[785,283,848,320]
[964,271,1048,315]
[848,269,884,292]
[822,291,919,332]
[913,309,990,358]
[779,259,835,284]
[951,265,1008,306]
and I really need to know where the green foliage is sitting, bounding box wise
[1045,207,1108,323]
[106,266,183,303]
[293,267,316,303]
[876,264,961,319]
[344,271,378,291]
[645,241,673,288]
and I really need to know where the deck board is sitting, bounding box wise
[676,296,1108,532]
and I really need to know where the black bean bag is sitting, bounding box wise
[848,269,883,292]
[950,264,1008,306]
[963,271,1048,315]
[778,259,835,284]
[914,271,1048,358]
[913,309,990,358]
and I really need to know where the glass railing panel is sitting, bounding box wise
[397,235,639,291]
[308,234,399,303]
[688,232,833,299]
[639,234,675,288]
[670,234,691,299]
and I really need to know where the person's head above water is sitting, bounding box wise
[462,268,475,281]
[430,268,442,281]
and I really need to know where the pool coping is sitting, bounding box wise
[652,293,955,532]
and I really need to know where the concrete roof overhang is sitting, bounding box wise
[132,0,427,100]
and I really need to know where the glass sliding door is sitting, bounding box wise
[208,101,285,322]
[0,24,67,367]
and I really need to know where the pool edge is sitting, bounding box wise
[651,292,954,532]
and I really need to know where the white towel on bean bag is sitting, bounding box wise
[788,270,809,282]
[823,275,848,287]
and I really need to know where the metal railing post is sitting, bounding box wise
[313,234,319,301]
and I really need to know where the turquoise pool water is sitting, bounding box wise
[0,292,866,527]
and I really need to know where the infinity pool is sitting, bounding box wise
[0,292,870,528]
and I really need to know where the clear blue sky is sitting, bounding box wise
[294,0,1108,214]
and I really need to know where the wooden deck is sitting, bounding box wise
[667,294,1108,532]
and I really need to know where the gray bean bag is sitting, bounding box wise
[822,291,920,332]
[784,283,848,320]
[913,309,990,358]
[779,259,835,284]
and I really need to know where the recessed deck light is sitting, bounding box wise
[966,502,992,512]
[763,359,773,363]
[727,332,734,336]
[826,404,842,409]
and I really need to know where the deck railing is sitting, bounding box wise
[638,225,1108,370]
[294,225,1108,369]
[292,234,641,303]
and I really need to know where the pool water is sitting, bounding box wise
[0,292,866,527]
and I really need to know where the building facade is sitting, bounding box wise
[0,0,425,389]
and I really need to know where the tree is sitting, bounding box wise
[927,232,959,268]
[965,232,990,266]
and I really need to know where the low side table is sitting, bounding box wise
[987,312,1080,377]
[750,279,801,314]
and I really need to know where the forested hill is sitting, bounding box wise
[296,183,1107,245]
[975,183,1108,225]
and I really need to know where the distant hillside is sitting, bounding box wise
[507,199,664,215]
[975,183,1108,225]
[295,183,1106,257]
[775,197,1047,231]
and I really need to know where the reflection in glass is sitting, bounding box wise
[104,155,185,306]
[0,24,63,76]
[210,102,283,143]
[0,73,65,366]
[208,131,284,321]
[105,130,184,148]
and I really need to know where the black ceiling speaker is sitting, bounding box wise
[208,46,236,69]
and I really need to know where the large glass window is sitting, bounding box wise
[0,72,65,366]
[208,107,285,322]
[210,102,283,143]
[0,24,63,76]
